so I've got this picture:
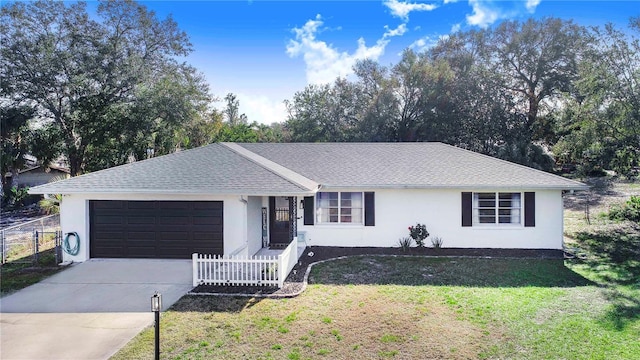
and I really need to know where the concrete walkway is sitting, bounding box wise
[1,259,193,360]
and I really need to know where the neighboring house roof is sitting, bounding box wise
[29,144,316,195]
[18,164,70,175]
[238,142,587,190]
[29,142,587,195]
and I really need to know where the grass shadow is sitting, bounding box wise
[0,248,62,297]
[600,288,640,331]
[309,256,593,288]
[569,224,640,330]
[571,225,640,285]
[169,294,265,313]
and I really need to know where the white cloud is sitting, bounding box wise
[444,0,459,3]
[450,22,462,33]
[214,92,288,125]
[408,34,449,53]
[525,0,541,12]
[238,93,288,125]
[383,23,408,38]
[466,0,500,28]
[383,0,438,21]
[465,0,542,28]
[286,15,389,85]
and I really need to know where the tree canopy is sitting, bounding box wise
[1,0,208,175]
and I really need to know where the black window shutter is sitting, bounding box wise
[462,192,472,227]
[303,196,314,225]
[524,192,535,227]
[364,192,375,226]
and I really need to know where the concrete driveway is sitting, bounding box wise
[1,259,193,360]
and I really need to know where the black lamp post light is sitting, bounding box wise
[151,292,162,360]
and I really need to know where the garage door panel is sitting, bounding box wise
[94,215,124,225]
[126,231,156,240]
[90,201,223,259]
[92,201,125,210]
[126,201,156,209]
[126,216,156,225]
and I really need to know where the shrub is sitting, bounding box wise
[397,237,413,251]
[408,223,429,247]
[608,196,640,223]
[431,236,444,248]
[7,186,30,208]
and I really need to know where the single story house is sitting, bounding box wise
[30,142,587,265]
[9,164,70,188]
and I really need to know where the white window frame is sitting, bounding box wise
[316,192,364,225]
[472,192,522,226]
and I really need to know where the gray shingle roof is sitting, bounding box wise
[29,144,314,195]
[30,142,587,195]
[238,142,587,190]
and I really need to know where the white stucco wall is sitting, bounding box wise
[246,196,264,256]
[297,188,564,250]
[59,193,248,262]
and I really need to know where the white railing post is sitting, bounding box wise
[278,253,285,288]
[192,253,199,287]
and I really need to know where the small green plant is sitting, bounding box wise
[321,316,332,324]
[277,325,289,334]
[39,194,62,214]
[408,223,429,247]
[380,334,401,343]
[318,348,329,355]
[608,195,640,223]
[7,185,30,208]
[431,236,444,248]
[287,348,301,360]
[397,237,413,250]
[271,344,282,350]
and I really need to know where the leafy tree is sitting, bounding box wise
[224,93,248,126]
[0,105,34,200]
[487,18,587,142]
[555,18,640,176]
[1,0,206,175]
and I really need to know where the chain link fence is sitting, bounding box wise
[1,214,62,264]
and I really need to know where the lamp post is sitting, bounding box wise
[151,292,162,360]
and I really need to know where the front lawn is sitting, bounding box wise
[113,177,640,359]
[112,256,639,360]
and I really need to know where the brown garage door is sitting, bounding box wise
[90,201,223,259]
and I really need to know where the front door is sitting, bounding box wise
[269,196,290,248]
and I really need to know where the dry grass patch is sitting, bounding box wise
[116,284,494,360]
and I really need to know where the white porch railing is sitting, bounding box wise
[192,238,299,288]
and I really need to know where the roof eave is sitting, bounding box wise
[319,184,589,191]
[28,187,317,197]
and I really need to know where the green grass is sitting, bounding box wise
[0,250,63,296]
[111,255,639,360]
[112,178,639,360]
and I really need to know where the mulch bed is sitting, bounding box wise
[189,246,564,297]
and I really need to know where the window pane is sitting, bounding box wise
[341,192,363,224]
[317,192,339,223]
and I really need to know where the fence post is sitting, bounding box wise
[192,253,199,287]
[1,229,5,264]
[278,254,284,288]
[34,230,39,264]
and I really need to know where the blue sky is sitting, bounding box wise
[129,1,638,124]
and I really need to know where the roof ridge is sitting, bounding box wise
[221,143,320,192]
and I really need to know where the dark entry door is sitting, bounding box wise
[269,197,290,247]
